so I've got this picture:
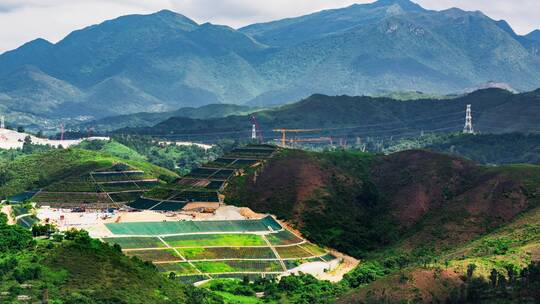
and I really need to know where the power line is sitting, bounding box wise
[123,112,466,138]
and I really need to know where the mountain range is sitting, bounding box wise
[1,0,540,128]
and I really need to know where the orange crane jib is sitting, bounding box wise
[272,129,322,147]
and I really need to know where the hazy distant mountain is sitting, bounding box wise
[1,0,540,126]
[526,30,540,43]
[75,104,259,132]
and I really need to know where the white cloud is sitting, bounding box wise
[0,0,538,53]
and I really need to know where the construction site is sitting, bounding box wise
[2,142,353,284]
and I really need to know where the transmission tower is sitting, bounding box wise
[60,123,65,141]
[463,104,474,134]
[251,124,257,140]
[249,115,263,142]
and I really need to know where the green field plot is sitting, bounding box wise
[266,230,304,245]
[300,243,327,256]
[192,260,282,273]
[125,249,181,262]
[162,234,266,247]
[156,262,199,275]
[275,245,313,259]
[102,237,165,249]
[109,191,143,203]
[105,216,282,236]
[178,247,276,260]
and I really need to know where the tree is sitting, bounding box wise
[22,136,33,153]
[467,264,477,281]
[17,126,25,133]
[344,261,386,288]
[168,272,176,280]
[0,213,7,226]
[0,224,35,252]
[489,269,498,287]
[32,223,57,237]
[505,265,516,284]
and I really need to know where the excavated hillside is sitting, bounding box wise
[225,149,540,258]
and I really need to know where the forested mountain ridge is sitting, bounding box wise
[1,0,540,128]
[120,88,540,140]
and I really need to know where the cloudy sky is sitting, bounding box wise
[0,0,538,53]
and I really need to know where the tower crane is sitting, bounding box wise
[272,129,322,147]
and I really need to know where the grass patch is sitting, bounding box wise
[103,237,165,249]
[178,247,276,260]
[163,234,267,247]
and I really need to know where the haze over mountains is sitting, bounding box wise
[0,0,540,127]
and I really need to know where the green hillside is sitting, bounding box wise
[0,148,177,199]
[76,140,147,162]
[0,217,220,303]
